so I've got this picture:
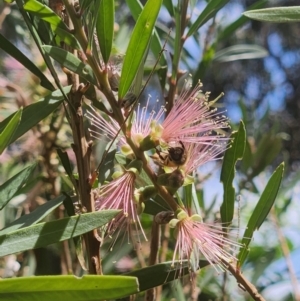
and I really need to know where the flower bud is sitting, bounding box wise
[126,159,143,174]
[137,185,157,203]
[111,170,124,179]
[121,144,133,156]
[139,135,158,151]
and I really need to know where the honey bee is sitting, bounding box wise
[156,141,187,167]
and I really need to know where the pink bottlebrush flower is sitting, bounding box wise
[157,141,227,181]
[157,82,229,146]
[170,210,240,273]
[86,106,121,143]
[94,170,147,244]
[182,141,227,175]
[86,96,164,150]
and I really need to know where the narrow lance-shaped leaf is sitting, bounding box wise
[213,44,268,63]
[0,163,37,210]
[119,0,163,99]
[126,260,209,291]
[217,0,267,42]
[243,6,300,23]
[0,210,120,257]
[23,0,80,49]
[220,121,246,225]
[0,108,22,155]
[0,275,139,301]
[0,195,65,235]
[186,0,229,38]
[0,34,54,91]
[238,163,284,266]
[96,0,115,63]
[0,86,72,144]
[43,46,98,86]
[126,0,167,86]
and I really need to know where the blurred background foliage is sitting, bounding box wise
[0,0,300,300]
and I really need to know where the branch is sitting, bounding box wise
[225,262,266,301]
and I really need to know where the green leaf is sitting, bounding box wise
[57,149,74,180]
[243,6,300,23]
[217,0,267,42]
[0,195,65,235]
[0,34,54,91]
[238,163,284,265]
[126,0,167,87]
[186,0,229,38]
[0,86,71,144]
[23,0,80,49]
[0,210,119,257]
[163,0,174,17]
[0,163,37,210]
[24,0,67,28]
[0,108,22,154]
[126,260,209,291]
[96,0,115,63]
[119,0,163,99]
[220,121,246,225]
[213,44,268,62]
[43,46,98,85]
[0,275,138,301]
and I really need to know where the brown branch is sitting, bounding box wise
[225,262,266,301]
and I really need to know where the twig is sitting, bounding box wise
[225,261,266,301]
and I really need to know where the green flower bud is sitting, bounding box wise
[169,218,180,228]
[111,170,124,179]
[126,159,143,174]
[191,214,203,222]
[177,210,188,221]
[121,144,133,156]
[138,185,157,202]
[139,135,158,151]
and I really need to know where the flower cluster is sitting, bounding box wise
[88,81,239,271]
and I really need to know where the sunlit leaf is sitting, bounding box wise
[238,163,284,266]
[243,6,300,23]
[0,275,138,301]
[23,0,80,48]
[0,108,22,154]
[220,121,246,225]
[0,163,37,210]
[0,210,120,257]
[96,0,115,63]
[186,0,229,38]
[43,46,98,85]
[126,0,167,87]
[119,0,163,99]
